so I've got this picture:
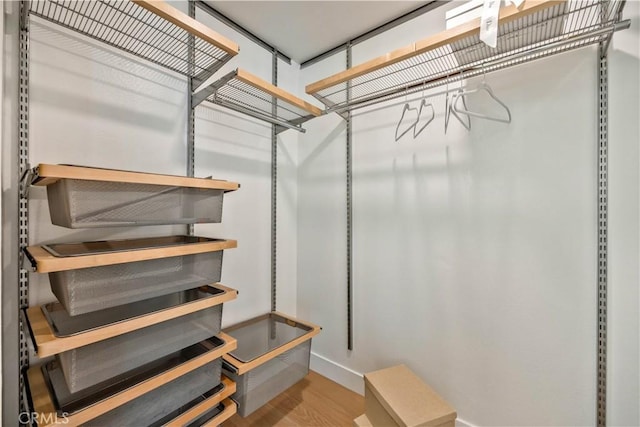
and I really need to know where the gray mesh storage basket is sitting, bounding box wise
[43,236,225,315]
[35,337,227,417]
[88,359,222,426]
[46,178,225,228]
[225,341,311,417]
[52,302,223,393]
[222,313,317,417]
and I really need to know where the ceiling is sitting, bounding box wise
[203,1,428,63]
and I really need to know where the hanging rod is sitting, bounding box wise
[306,0,629,113]
[29,0,239,85]
[193,68,322,133]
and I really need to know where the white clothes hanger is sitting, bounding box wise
[445,78,471,132]
[395,89,418,141]
[414,99,435,138]
[414,84,435,138]
[452,66,512,123]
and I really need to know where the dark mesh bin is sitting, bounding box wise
[49,301,224,393]
[88,359,222,426]
[222,313,316,417]
[224,341,311,417]
[49,251,223,315]
[46,178,225,228]
[41,236,226,315]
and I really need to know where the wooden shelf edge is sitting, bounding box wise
[26,238,238,274]
[223,311,321,375]
[164,377,237,426]
[131,0,239,56]
[235,68,323,117]
[33,164,240,191]
[26,335,237,427]
[28,284,238,358]
[305,0,562,95]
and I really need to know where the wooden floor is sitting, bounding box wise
[225,371,364,427]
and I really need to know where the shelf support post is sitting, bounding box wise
[271,48,278,313]
[187,0,196,236]
[18,0,31,417]
[346,42,353,351]
[596,41,609,427]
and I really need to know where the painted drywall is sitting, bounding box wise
[297,3,639,426]
[193,8,299,325]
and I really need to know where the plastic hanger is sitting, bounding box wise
[452,67,512,123]
[445,79,471,133]
[395,91,418,141]
[412,84,435,138]
[414,99,435,138]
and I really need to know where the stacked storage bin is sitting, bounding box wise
[221,312,321,417]
[23,164,240,426]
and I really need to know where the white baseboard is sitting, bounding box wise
[309,352,477,427]
[456,418,476,427]
[309,352,364,395]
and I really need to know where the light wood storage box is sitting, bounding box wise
[25,235,236,316]
[222,312,321,417]
[32,164,239,228]
[353,413,374,427]
[359,364,456,427]
[25,334,237,427]
[25,284,237,394]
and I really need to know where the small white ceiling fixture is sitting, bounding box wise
[203,1,428,63]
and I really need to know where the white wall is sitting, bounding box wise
[608,1,640,424]
[193,8,298,325]
[298,3,639,426]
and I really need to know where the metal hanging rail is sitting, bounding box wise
[193,68,323,133]
[29,0,239,85]
[306,0,629,113]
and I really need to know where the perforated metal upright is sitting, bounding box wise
[596,41,609,427]
[18,0,31,415]
[346,42,353,351]
[187,0,196,236]
[271,47,278,312]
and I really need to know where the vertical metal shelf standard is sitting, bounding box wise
[18,0,31,417]
[271,50,278,313]
[345,43,353,351]
[596,41,609,427]
[192,68,323,133]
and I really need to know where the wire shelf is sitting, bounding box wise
[29,0,239,83]
[193,69,323,133]
[306,0,628,112]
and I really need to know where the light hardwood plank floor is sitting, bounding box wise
[225,371,364,427]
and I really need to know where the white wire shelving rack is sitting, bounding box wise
[193,68,323,133]
[29,0,239,84]
[306,0,629,113]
